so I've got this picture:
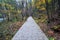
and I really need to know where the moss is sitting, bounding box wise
[49,37,55,40]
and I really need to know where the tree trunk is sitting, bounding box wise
[45,0,50,23]
[58,0,60,9]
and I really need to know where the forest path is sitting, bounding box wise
[12,16,48,40]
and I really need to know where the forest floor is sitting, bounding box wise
[9,20,60,40]
[0,21,25,40]
[38,22,60,40]
[0,17,60,40]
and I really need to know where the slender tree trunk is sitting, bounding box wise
[45,0,50,23]
[58,0,60,9]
